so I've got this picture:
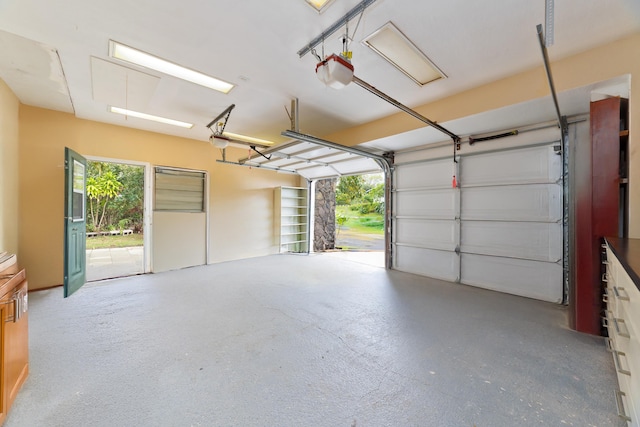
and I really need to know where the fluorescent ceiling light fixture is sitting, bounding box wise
[109,40,234,94]
[108,106,194,128]
[224,132,275,146]
[304,0,336,12]
[362,22,446,86]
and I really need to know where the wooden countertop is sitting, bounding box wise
[606,237,640,290]
[0,266,25,297]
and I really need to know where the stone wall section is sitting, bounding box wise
[313,178,336,251]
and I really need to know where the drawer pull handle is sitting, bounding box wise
[614,390,632,422]
[613,287,630,301]
[613,317,631,339]
[613,350,631,376]
[602,310,614,330]
[603,311,631,339]
[1,289,27,323]
[605,338,614,352]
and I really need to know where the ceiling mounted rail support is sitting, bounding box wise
[206,104,235,130]
[468,130,519,145]
[297,0,379,58]
[536,24,565,132]
[216,159,297,174]
[281,130,391,166]
[351,76,461,143]
[536,23,569,305]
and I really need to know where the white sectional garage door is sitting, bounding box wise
[392,130,563,303]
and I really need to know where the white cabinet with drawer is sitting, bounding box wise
[604,239,640,426]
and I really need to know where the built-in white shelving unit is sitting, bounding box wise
[275,186,309,253]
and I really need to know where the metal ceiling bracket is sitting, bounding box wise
[536,24,564,132]
[249,145,271,160]
[291,98,299,131]
[468,130,519,145]
[297,0,379,58]
[215,159,297,174]
[352,76,461,143]
[537,23,570,305]
[206,104,236,131]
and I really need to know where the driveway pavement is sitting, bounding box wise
[86,246,144,281]
[335,228,384,251]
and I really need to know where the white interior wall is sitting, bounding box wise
[152,212,206,273]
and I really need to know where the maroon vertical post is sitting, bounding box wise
[573,97,621,334]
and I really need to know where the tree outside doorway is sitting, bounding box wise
[85,161,145,281]
[335,173,384,251]
[86,161,144,248]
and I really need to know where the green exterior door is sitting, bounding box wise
[64,148,87,297]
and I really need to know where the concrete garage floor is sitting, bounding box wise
[9,254,624,427]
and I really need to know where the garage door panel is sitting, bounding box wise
[332,157,380,175]
[394,219,457,251]
[392,140,563,303]
[394,246,459,282]
[461,184,561,222]
[395,159,453,189]
[461,221,562,262]
[462,145,561,186]
[394,189,457,218]
[296,165,335,179]
[461,254,563,303]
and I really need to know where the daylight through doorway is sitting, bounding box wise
[313,173,385,267]
[85,160,145,281]
[334,173,385,252]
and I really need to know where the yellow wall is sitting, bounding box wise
[0,79,19,255]
[9,32,640,287]
[18,106,300,289]
[329,32,640,237]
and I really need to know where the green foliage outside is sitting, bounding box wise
[336,206,384,235]
[336,174,385,214]
[335,173,385,235]
[86,162,144,234]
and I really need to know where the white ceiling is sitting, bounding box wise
[0,0,639,152]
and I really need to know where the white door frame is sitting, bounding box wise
[85,155,152,273]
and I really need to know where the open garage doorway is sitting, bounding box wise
[85,158,150,281]
[312,173,385,268]
[335,173,385,251]
[232,132,390,268]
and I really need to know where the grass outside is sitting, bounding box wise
[86,233,144,250]
[336,205,384,235]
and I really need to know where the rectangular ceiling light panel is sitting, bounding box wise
[109,106,194,128]
[362,22,446,86]
[304,0,336,12]
[224,132,275,147]
[109,40,234,94]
